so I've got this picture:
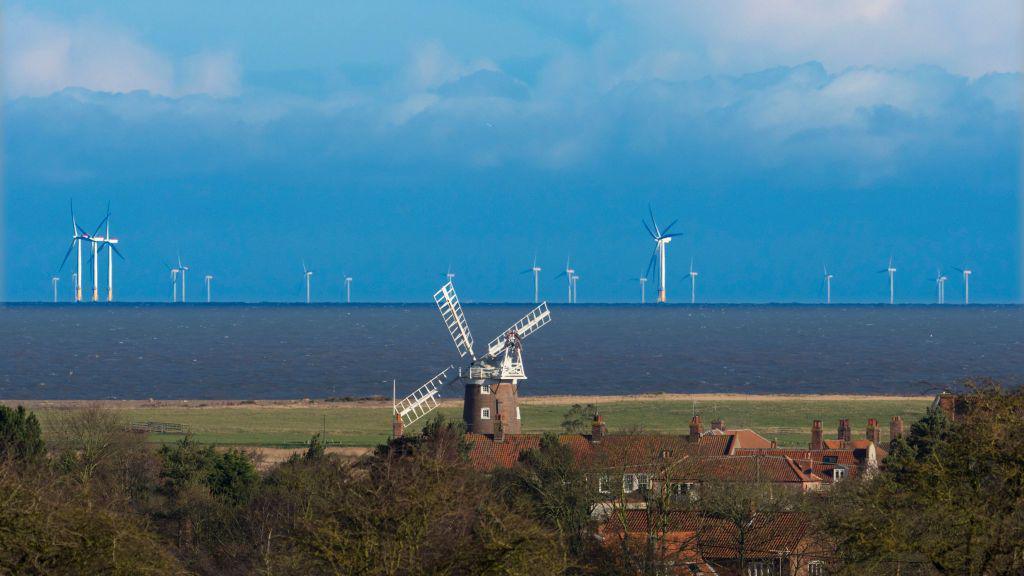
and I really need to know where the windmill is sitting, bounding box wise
[441,264,456,284]
[51,276,60,303]
[344,275,353,303]
[521,256,542,303]
[92,207,124,302]
[955,267,972,304]
[823,265,834,304]
[205,274,214,303]
[555,257,574,303]
[643,206,682,303]
[178,254,190,303]
[302,261,313,304]
[166,264,181,302]
[934,270,948,304]
[688,258,699,304]
[571,273,580,303]
[393,281,552,435]
[57,200,98,302]
[879,257,897,304]
[638,273,647,304]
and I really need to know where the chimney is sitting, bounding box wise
[809,420,823,450]
[866,418,880,444]
[890,416,905,443]
[688,415,703,442]
[591,414,606,443]
[392,412,404,439]
[493,413,505,443]
[770,438,778,449]
[838,419,851,444]
[934,392,959,421]
[711,418,726,432]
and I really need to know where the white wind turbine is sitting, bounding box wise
[688,258,699,304]
[302,261,313,304]
[934,269,948,304]
[442,264,456,284]
[638,273,647,304]
[955,267,972,304]
[57,201,96,302]
[178,254,190,303]
[52,276,60,303]
[92,207,123,302]
[205,274,214,303]
[521,256,542,303]
[643,206,682,303]
[555,257,575,303]
[823,265,834,304]
[344,275,353,303]
[879,256,897,304]
[166,264,181,302]
[571,273,580,304]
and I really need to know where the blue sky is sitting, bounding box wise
[2,1,1022,303]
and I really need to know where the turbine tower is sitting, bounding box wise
[571,273,579,304]
[57,201,103,303]
[178,254,190,303]
[205,274,214,303]
[521,257,542,303]
[934,270,948,304]
[302,261,313,304]
[956,267,972,304]
[345,275,353,303]
[688,258,698,304]
[166,264,181,302]
[92,206,123,302]
[639,273,647,304]
[51,276,60,303]
[823,265,834,304]
[643,206,682,303]
[879,257,897,304]
[555,257,574,303]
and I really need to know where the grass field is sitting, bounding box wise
[20,394,934,449]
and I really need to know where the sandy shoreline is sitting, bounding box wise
[2,392,932,410]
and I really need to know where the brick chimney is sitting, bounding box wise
[866,418,880,444]
[591,414,606,443]
[494,413,505,443]
[809,420,824,450]
[838,419,851,444]
[770,438,778,449]
[890,415,905,443]
[711,418,726,432]
[392,412,404,439]
[688,415,703,442]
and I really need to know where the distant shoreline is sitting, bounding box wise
[2,392,934,410]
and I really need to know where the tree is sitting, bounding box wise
[0,405,44,464]
[561,404,599,433]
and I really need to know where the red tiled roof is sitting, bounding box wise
[670,454,822,485]
[708,428,774,449]
[605,510,815,560]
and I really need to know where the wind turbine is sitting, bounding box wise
[442,264,456,284]
[934,269,948,304]
[166,264,181,302]
[92,206,123,302]
[571,273,580,304]
[302,261,313,304]
[823,265,834,304]
[57,200,95,302]
[638,273,647,304]
[51,276,60,303]
[643,206,682,303]
[879,257,897,304]
[178,254,190,303]
[521,256,542,303]
[205,275,214,303]
[688,258,699,304]
[344,275,353,303]
[555,257,574,303]
[955,267,972,304]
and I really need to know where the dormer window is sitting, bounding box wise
[481,408,491,420]
[833,467,847,482]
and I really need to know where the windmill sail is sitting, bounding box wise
[395,366,453,426]
[434,281,475,359]
[485,302,551,358]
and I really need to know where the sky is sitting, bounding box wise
[2,1,1022,303]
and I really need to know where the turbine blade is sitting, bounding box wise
[642,219,657,240]
[662,218,679,235]
[111,244,125,260]
[645,248,658,279]
[57,241,76,272]
[648,204,661,236]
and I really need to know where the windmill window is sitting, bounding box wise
[481,408,491,420]
[833,467,847,482]
[480,384,491,395]
[516,406,521,420]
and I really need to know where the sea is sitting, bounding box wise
[1,304,1021,400]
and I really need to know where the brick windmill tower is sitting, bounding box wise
[394,281,552,435]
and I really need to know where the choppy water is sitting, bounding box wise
[1,304,1021,399]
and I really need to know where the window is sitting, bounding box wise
[823,455,838,464]
[480,384,491,394]
[671,482,697,498]
[746,562,774,576]
[808,560,825,576]
[516,406,521,420]
[623,474,651,493]
[637,474,651,490]
[597,476,611,494]
[480,408,491,420]
[833,467,847,482]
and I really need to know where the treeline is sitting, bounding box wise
[0,384,1021,575]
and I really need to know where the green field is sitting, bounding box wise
[28,395,934,448]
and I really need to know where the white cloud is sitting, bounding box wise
[3,7,240,98]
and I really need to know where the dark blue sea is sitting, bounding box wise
[1,304,1021,400]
